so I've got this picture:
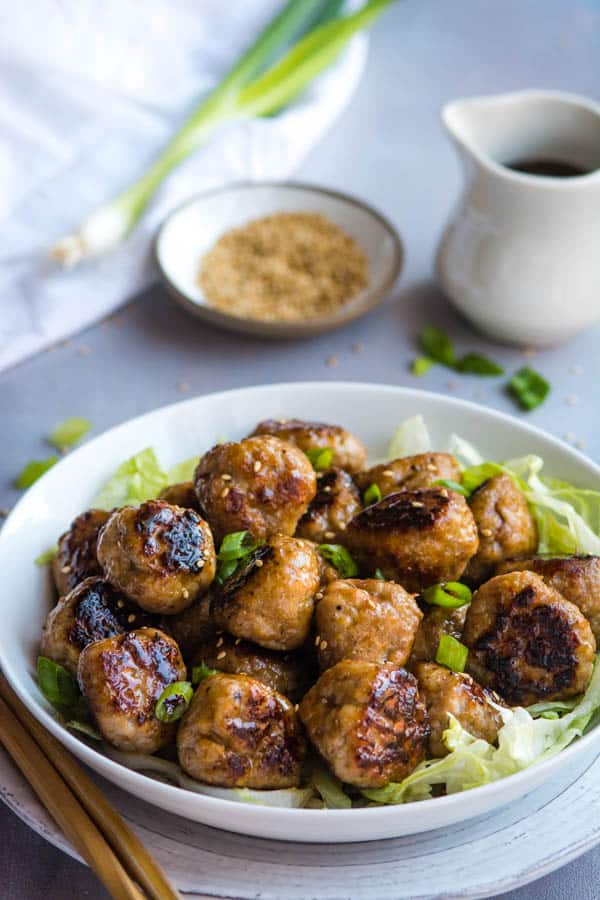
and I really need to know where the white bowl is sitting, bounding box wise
[154,182,403,338]
[1,382,599,843]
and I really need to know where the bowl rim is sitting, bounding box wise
[2,380,599,829]
[152,180,404,338]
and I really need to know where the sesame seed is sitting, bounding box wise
[446,380,457,390]
[216,636,224,647]
[327,355,339,368]
[426,464,437,472]
[217,651,227,660]
[182,588,189,598]
[522,346,537,358]
[255,559,264,568]
[411,501,424,508]
[566,394,580,406]
[576,439,587,450]
[221,487,230,498]
[324,530,335,540]
[117,600,125,608]
[76,345,91,357]
[481,528,493,537]
[253,460,262,472]
[294,703,299,712]
[440,489,449,498]
[178,381,190,393]
[339,523,347,531]
[323,485,332,493]
[352,343,364,354]
[61,565,71,574]
[315,592,324,600]
[382,469,394,477]
[315,635,321,646]
[320,640,328,650]
[570,364,585,375]
[235,638,241,645]
[221,473,232,481]
[127,614,136,623]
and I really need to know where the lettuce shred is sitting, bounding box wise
[93,449,200,510]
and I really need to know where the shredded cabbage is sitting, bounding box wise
[93,449,200,510]
[387,414,432,458]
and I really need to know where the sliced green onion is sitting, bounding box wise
[35,546,57,566]
[218,530,258,561]
[214,558,240,586]
[191,662,220,685]
[317,544,359,578]
[433,478,469,497]
[66,720,102,741]
[155,681,194,723]
[37,656,81,710]
[509,367,550,411]
[419,326,456,368]
[455,353,504,376]
[374,568,385,581]
[50,0,393,266]
[435,635,469,672]
[363,482,382,505]
[15,457,58,489]
[411,356,434,377]
[48,417,91,450]
[305,447,334,471]
[423,582,472,609]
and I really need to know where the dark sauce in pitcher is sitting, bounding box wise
[506,158,591,177]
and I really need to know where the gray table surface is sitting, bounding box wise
[2,1,599,897]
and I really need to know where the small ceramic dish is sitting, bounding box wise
[153,182,403,338]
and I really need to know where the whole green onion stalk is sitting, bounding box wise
[50,0,394,267]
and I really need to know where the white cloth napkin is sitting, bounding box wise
[0,0,367,372]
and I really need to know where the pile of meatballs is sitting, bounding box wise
[40,418,599,798]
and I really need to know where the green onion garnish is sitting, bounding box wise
[155,681,194,723]
[48,417,91,450]
[423,582,472,609]
[15,457,58,489]
[215,531,262,585]
[435,635,469,672]
[318,544,359,578]
[374,568,385,581]
[455,353,504,376]
[420,326,456,368]
[305,447,334,471]
[363,482,382,505]
[418,326,503,378]
[509,366,550,411]
[35,546,57,567]
[411,356,434,377]
[433,478,469,497]
[66,720,102,741]
[191,662,220,685]
[37,656,82,710]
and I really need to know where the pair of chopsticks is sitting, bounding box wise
[0,672,181,900]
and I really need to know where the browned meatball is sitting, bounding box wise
[409,605,468,664]
[97,501,216,615]
[158,481,200,510]
[295,468,361,543]
[166,593,215,661]
[177,674,305,788]
[41,577,157,675]
[249,418,367,473]
[77,628,186,753]
[192,634,311,702]
[194,436,316,544]
[355,453,461,498]
[211,535,320,650]
[299,661,429,788]
[344,488,479,592]
[52,509,110,597]
[497,555,600,641]
[464,475,538,586]
[415,662,504,757]
[314,578,422,670]
[463,571,596,705]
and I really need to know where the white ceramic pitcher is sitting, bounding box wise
[435,90,600,346]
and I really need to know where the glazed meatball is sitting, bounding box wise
[409,605,468,664]
[167,593,215,661]
[194,436,316,544]
[158,481,199,510]
[97,500,216,615]
[78,628,186,753]
[355,453,461,498]
[415,662,504,757]
[41,577,156,675]
[52,509,110,597]
[177,674,305,788]
[192,634,310,702]
[299,660,429,788]
[314,578,422,670]
[249,418,367,473]
[463,571,596,705]
[295,468,361,543]
[464,475,538,586]
[497,555,600,641]
[211,535,320,650]
[344,488,479,592]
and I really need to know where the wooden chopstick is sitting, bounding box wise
[0,693,145,900]
[0,673,181,900]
